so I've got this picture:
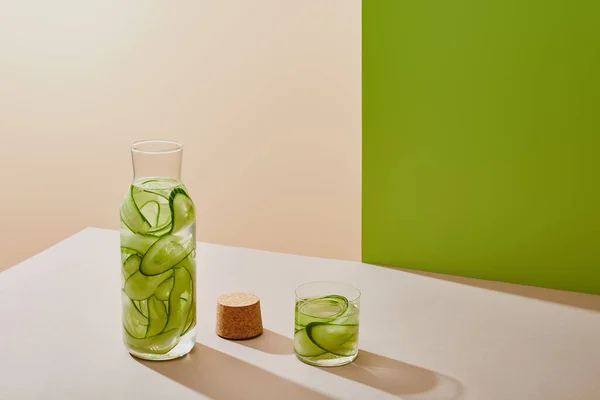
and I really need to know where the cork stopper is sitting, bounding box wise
[216,293,263,340]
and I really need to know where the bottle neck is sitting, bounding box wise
[131,140,183,182]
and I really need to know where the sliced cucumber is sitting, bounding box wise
[122,254,141,279]
[122,292,148,339]
[140,235,194,276]
[120,186,152,234]
[294,328,327,357]
[139,299,149,317]
[132,299,149,318]
[146,200,172,235]
[306,323,359,357]
[147,223,171,237]
[121,248,137,264]
[121,234,159,255]
[332,302,359,325]
[296,295,349,326]
[169,188,195,234]
[140,201,160,227]
[124,268,173,301]
[155,277,174,301]
[147,297,168,337]
[124,328,180,355]
[183,298,196,335]
[177,256,195,283]
[133,300,149,318]
[164,267,193,333]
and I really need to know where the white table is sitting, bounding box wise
[1,228,599,400]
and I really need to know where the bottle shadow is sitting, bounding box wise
[236,330,463,399]
[134,344,334,400]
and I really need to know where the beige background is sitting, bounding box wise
[0,0,361,270]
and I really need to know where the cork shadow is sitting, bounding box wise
[135,344,333,400]
[322,351,463,400]
[232,329,294,355]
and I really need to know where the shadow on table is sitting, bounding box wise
[232,329,294,355]
[233,330,462,399]
[134,344,333,400]
[322,350,463,400]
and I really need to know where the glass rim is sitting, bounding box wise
[131,140,183,155]
[294,280,361,302]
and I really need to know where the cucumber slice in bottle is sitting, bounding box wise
[164,267,193,333]
[146,202,172,236]
[155,277,174,301]
[147,223,171,237]
[121,234,159,255]
[133,300,149,318]
[122,254,141,279]
[306,323,359,357]
[139,299,149,317]
[124,268,174,301]
[124,328,180,355]
[296,295,349,326]
[121,186,152,234]
[169,188,195,234]
[183,298,196,335]
[140,201,160,227]
[122,292,148,339]
[140,235,194,276]
[147,296,168,337]
[177,256,195,282]
[121,248,138,264]
[294,328,327,357]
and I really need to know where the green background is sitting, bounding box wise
[362,0,600,294]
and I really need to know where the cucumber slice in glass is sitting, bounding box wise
[155,277,174,301]
[294,328,327,357]
[306,323,359,357]
[332,302,360,325]
[124,268,173,301]
[147,297,168,337]
[296,295,349,326]
[169,188,195,234]
[140,235,194,276]
[122,254,141,279]
[122,292,148,339]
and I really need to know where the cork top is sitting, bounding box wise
[217,292,260,307]
[216,292,263,340]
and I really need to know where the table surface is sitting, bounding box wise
[1,228,599,400]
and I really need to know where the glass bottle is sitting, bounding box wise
[120,140,196,360]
